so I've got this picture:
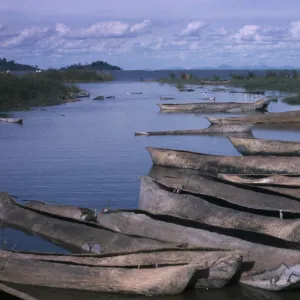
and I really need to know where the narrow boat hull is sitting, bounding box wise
[0,118,23,124]
[159,99,270,113]
[229,137,300,156]
[207,110,300,125]
[135,124,254,136]
[147,147,300,175]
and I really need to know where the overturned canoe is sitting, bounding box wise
[147,147,300,175]
[207,110,300,125]
[0,117,23,124]
[0,249,241,291]
[0,192,179,254]
[219,174,300,187]
[139,176,300,241]
[0,253,208,295]
[148,166,300,216]
[135,124,254,136]
[158,99,270,113]
[93,96,104,100]
[229,137,300,156]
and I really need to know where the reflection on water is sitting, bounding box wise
[1,81,300,299]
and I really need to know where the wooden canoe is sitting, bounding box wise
[0,249,242,291]
[147,147,300,175]
[135,124,254,136]
[0,254,204,295]
[158,99,270,113]
[0,117,23,124]
[25,201,97,221]
[148,166,300,216]
[207,110,300,125]
[218,174,300,187]
[96,207,300,291]
[0,192,180,254]
[139,176,300,241]
[201,80,231,85]
[229,137,300,156]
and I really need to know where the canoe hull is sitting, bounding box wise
[207,110,300,125]
[229,137,300,156]
[147,147,300,175]
[159,99,270,113]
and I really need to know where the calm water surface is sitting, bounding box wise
[1,81,300,299]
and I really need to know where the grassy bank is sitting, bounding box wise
[0,69,114,111]
[159,71,300,105]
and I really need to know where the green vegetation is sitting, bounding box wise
[0,72,81,111]
[0,58,37,71]
[61,60,121,71]
[176,83,186,90]
[230,71,300,104]
[43,69,114,83]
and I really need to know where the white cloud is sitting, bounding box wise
[1,27,51,48]
[56,20,151,39]
[290,21,300,39]
[180,21,206,36]
[232,25,262,42]
[129,20,151,33]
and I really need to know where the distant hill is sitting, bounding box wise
[61,60,122,71]
[0,58,37,71]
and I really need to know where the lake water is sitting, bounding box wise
[1,80,300,299]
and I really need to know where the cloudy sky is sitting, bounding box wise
[1,0,300,69]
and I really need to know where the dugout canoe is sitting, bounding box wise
[207,110,300,125]
[0,192,180,254]
[147,147,300,175]
[229,137,300,156]
[158,99,269,113]
[25,200,97,221]
[135,124,254,136]
[96,200,300,290]
[201,80,231,85]
[0,249,241,291]
[0,254,205,295]
[218,174,300,187]
[148,166,300,216]
[139,176,300,241]
[0,117,23,124]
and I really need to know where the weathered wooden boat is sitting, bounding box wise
[229,90,265,95]
[0,252,213,295]
[135,124,254,136]
[218,174,300,187]
[25,200,97,221]
[93,96,104,100]
[139,176,300,241]
[147,147,300,175]
[158,99,269,113]
[160,97,175,100]
[201,80,231,85]
[96,205,300,291]
[148,166,300,216]
[207,110,300,125]
[179,88,195,92]
[0,117,23,124]
[229,137,300,156]
[0,249,241,291]
[126,92,143,95]
[200,97,216,101]
[0,192,181,254]
[70,90,90,98]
